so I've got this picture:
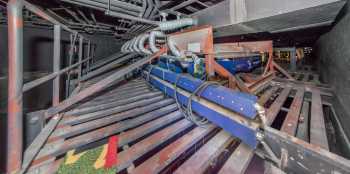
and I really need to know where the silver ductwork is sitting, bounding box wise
[158,18,198,31]
[192,0,346,37]
[121,18,197,56]
[149,31,166,53]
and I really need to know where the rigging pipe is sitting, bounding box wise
[23,1,77,34]
[53,25,61,106]
[7,0,24,173]
[61,0,140,17]
[139,34,152,54]
[149,30,165,53]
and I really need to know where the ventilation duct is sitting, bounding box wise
[192,0,346,37]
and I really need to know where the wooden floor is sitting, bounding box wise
[26,67,337,174]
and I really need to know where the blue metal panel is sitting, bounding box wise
[149,66,258,119]
[216,56,261,74]
[148,76,259,148]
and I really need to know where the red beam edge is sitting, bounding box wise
[105,135,118,169]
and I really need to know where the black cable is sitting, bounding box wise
[173,73,220,127]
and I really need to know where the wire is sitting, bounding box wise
[174,74,220,127]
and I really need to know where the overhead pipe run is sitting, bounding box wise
[121,18,197,56]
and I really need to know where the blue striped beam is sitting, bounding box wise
[148,66,258,119]
[144,68,261,148]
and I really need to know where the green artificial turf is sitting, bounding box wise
[57,146,117,174]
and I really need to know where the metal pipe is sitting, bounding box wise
[23,1,77,34]
[61,0,140,17]
[78,36,83,81]
[149,30,165,53]
[139,34,152,54]
[106,10,159,25]
[133,35,142,53]
[7,0,23,172]
[53,25,61,106]
[23,58,91,92]
[168,38,182,57]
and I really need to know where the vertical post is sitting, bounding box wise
[7,0,23,173]
[78,36,83,81]
[290,47,297,72]
[86,40,91,73]
[53,25,61,106]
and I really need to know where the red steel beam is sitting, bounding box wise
[130,125,215,173]
[281,88,305,135]
[7,0,24,172]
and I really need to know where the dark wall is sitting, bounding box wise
[314,1,350,133]
[0,25,122,111]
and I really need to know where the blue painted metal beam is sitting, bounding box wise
[149,66,258,119]
[145,72,260,148]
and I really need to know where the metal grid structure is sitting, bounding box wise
[3,1,350,173]
[23,65,340,174]
[0,0,225,39]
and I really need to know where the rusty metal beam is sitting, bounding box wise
[117,118,194,172]
[43,49,165,119]
[32,106,181,166]
[7,0,24,172]
[66,91,162,115]
[50,100,176,141]
[130,125,216,173]
[53,25,61,106]
[175,130,233,174]
[310,89,329,150]
[281,88,305,135]
[266,87,292,125]
[61,96,168,125]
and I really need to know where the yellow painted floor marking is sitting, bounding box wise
[65,150,87,165]
[94,144,108,169]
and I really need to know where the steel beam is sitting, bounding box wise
[44,49,165,119]
[148,66,258,118]
[53,25,61,106]
[78,36,83,82]
[7,0,24,172]
[146,70,260,148]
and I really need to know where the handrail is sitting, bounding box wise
[22,57,92,92]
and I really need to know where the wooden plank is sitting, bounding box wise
[281,88,305,135]
[130,125,216,174]
[116,119,194,172]
[174,130,233,174]
[296,101,310,141]
[310,89,329,150]
[266,87,292,125]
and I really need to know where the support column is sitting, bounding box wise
[86,40,91,73]
[7,0,23,173]
[53,25,61,106]
[78,36,83,81]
